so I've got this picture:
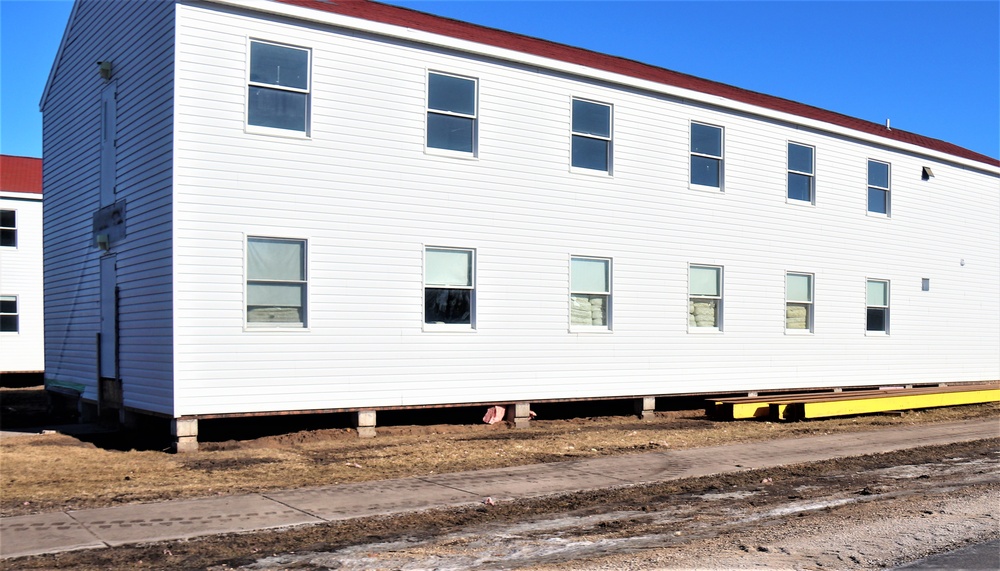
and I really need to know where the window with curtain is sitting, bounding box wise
[689,265,722,329]
[425,248,475,327]
[787,143,815,202]
[570,257,611,328]
[248,40,310,133]
[867,160,890,215]
[247,237,306,326]
[427,72,477,154]
[866,279,889,333]
[571,99,612,172]
[691,122,723,189]
[786,273,813,331]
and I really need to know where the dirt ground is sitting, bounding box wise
[1,385,998,569]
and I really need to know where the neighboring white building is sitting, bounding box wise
[41,0,999,450]
[0,155,45,378]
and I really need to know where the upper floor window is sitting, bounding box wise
[425,248,475,328]
[689,265,723,330]
[427,72,477,154]
[0,296,18,332]
[786,272,814,332]
[691,122,723,189]
[0,210,14,247]
[787,143,815,203]
[247,237,307,327]
[866,279,889,333]
[867,160,890,215]
[571,99,612,173]
[570,256,611,329]
[248,40,310,134]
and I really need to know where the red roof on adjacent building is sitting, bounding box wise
[273,0,998,168]
[0,155,43,194]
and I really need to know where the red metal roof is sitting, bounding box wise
[273,0,998,168]
[0,155,43,195]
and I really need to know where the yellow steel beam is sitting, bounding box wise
[786,388,1000,421]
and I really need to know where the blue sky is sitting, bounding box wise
[1,0,997,160]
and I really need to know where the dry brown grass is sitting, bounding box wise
[1,392,997,518]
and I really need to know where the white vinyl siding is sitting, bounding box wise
[46,0,985,419]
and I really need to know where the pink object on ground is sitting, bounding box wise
[483,405,506,424]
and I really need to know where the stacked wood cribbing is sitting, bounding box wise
[708,383,1000,421]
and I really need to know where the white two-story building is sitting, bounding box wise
[41,0,999,450]
[1,155,45,381]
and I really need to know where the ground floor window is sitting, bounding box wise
[689,265,722,330]
[786,272,813,332]
[571,256,611,328]
[866,279,889,333]
[0,296,18,332]
[425,247,475,328]
[247,237,307,327]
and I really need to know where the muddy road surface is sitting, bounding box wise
[6,439,998,570]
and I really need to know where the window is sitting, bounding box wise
[425,248,475,327]
[0,210,14,247]
[571,99,612,172]
[427,72,477,154]
[787,143,815,202]
[689,265,722,329]
[247,237,307,326]
[866,279,889,333]
[786,273,813,332]
[0,296,17,332]
[248,40,310,133]
[691,122,723,189]
[570,257,611,328]
[867,160,890,215]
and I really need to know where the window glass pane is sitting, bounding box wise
[788,143,813,174]
[572,136,609,171]
[0,229,14,247]
[868,160,889,187]
[248,87,307,131]
[786,303,810,329]
[426,249,471,286]
[571,294,607,326]
[250,42,308,89]
[248,238,304,280]
[572,100,610,137]
[866,308,887,332]
[787,274,812,302]
[690,266,720,296]
[571,258,609,293]
[0,314,17,332]
[425,288,471,324]
[691,123,722,156]
[867,280,888,306]
[248,283,304,307]
[868,187,888,214]
[691,156,720,187]
[689,299,718,327]
[788,173,812,201]
[0,210,14,227]
[0,297,16,313]
[427,114,475,152]
[428,73,475,115]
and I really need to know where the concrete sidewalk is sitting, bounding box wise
[2,418,997,560]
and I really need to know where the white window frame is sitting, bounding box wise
[424,247,476,332]
[689,264,723,332]
[867,159,891,217]
[245,236,308,330]
[246,39,311,137]
[570,98,613,175]
[785,272,814,334]
[787,142,815,204]
[866,278,890,335]
[0,209,15,248]
[426,71,478,157]
[0,295,18,333]
[690,122,724,191]
[570,256,612,331]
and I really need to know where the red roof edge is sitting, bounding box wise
[0,155,43,194]
[271,0,998,168]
